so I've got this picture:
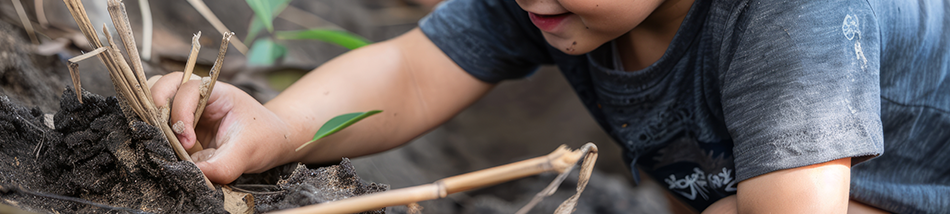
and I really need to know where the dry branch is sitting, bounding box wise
[272,143,600,214]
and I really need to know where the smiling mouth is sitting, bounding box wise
[528,12,572,32]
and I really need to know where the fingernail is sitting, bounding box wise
[172,120,186,134]
[191,148,216,162]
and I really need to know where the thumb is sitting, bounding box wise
[193,148,246,184]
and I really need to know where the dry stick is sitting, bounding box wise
[11,0,38,45]
[184,0,248,55]
[107,0,153,104]
[138,0,153,61]
[104,25,214,189]
[272,143,598,214]
[63,0,103,48]
[35,0,49,28]
[181,32,201,85]
[186,32,231,153]
[193,32,230,127]
[516,143,598,214]
[66,47,109,103]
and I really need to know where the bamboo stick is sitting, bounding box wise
[184,0,248,54]
[271,143,597,214]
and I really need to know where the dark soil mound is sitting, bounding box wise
[0,88,224,213]
[235,160,388,213]
[0,88,389,213]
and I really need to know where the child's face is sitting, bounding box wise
[515,0,666,55]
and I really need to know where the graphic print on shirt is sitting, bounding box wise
[640,135,736,208]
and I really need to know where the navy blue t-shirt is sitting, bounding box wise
[420,0,950,212]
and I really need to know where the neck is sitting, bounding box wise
[616,0,693,71]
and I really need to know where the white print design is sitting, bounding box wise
[664,167,737,200]
[843,13,868,69]
[842,14,859,41]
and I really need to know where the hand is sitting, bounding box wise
[148,72,296,184]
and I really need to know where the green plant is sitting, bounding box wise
[296,110,382,151]
[243,0,371,66]
[243,0,380,151]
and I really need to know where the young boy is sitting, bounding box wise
[148,0,949,213]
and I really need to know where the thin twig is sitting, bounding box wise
[67,47,108,103]
[193,32,230,127]
[35,0,49,28]
[181,32,201,85]
[138,0,153,61]
[11,0,38,45]
[63,0,103,48]
[184,0,247,54]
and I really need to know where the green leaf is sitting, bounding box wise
[275,30,371,50]
[296,110,383,151]
[245,0,291,32]
[244,16,265,45]
[246,38,286,66]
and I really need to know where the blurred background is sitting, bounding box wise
[0,0,680,213]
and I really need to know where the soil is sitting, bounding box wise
[0,88,388,213]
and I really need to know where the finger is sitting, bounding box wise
[170,79,203,149]
[195,147,247,184]
[149,72,183,107]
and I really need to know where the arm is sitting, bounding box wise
[702,157,886,214]
[267,28,493,164]
[150,28,492,183]
[736,157,851,213]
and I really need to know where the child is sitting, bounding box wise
[148,0,950,213]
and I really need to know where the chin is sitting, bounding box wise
[541,31,601,56]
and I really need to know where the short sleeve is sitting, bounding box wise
[718,0,885,182]
[418,0,553,83]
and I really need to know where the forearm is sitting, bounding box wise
[264,28,492,165]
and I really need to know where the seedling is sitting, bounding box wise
[243,0,372,66]
[296,110,382,151]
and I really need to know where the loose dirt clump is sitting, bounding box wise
[0,88,389,213]
[0,88,224,213]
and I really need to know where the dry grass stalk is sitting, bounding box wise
[185,32,231,154]
[66,47,108,103]
[272,143,600,214]
[193,32,231,127]
[107,0,152,103]
[11,0,38,44]
[181,32,201,85]
[65,0,214,189]
[184,0,248,54]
